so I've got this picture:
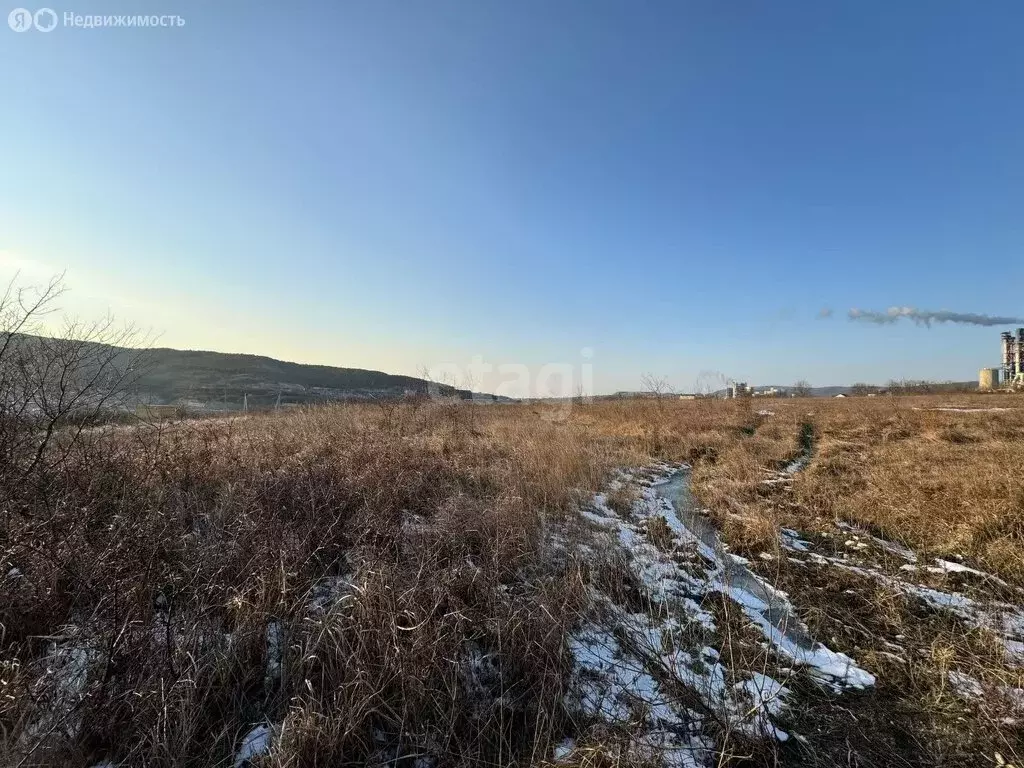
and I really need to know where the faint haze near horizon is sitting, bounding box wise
[2,1,1022,395]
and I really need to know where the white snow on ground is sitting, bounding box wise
[234,724,273,768]
[945,670,1024,714]
[947,671,984,698]
[22,625,102,742]
[565,464,883,765]
[762,446,813,485]
[917,407,1012,413]
[928,559,1013,589]
[1006,640,1024,664]
[581,500,708,608]
[781,457,809,474]
[553,737,576,761]
[368,727,440,768]
[783,527,1024,666]
[569,614,670,723]
[734,604,875,693]
[780,529,811,552]
[566,593,774,766]
[635,472,874,692]
[1008,687,1024,710]
[902,574,1022,652]
[569,458,1024,762]
[834,522,918,562]
[736,673,789,723]
[461,641,507,717]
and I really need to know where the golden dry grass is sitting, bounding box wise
[677,393,1024,767]
[1,392,1022,766]
[790,396,1024,582]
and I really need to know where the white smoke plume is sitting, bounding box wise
[848,307,1024,328]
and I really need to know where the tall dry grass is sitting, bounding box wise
[790,395,1024,582]
[1,403,600,766]
[2,392,1022,766]
[678,393,1024,767]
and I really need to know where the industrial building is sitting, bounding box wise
[727,381,750,398]
[980,328,1024,390]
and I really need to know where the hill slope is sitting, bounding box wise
[131,347,493,408]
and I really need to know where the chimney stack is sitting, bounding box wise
[1017,329,1024,379]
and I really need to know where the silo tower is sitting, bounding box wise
[1002,331,1016,380]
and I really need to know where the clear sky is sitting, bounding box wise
[2,1,1022,396]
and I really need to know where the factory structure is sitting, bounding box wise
[727,381,751,399]
[726,383,784,398]
[979,328,1024,390]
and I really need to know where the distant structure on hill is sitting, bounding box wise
[727,381,748,398]
[980,328,1024,390]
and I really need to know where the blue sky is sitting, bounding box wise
[2,1,1022,395]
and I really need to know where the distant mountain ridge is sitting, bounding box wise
[132,346,504,409]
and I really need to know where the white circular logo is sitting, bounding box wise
[34,7,57,31]
[8,7,34,31]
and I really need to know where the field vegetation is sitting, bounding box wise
[2,353,1022,766]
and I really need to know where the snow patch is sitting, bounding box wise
[566,595,787,764]
[566,467,808,764]
[921,407,1011,413]
[637,473,875,692]
[1006,640,1024,664]
[553,738,575,761]
[780,528,811,552]
[947,671,984,698]
[929,559,1011,589]
[23,626,102,742]
[565,464,885,763]
[796,544,1024,667]
[836,521,918,562]
[234,724,273,768]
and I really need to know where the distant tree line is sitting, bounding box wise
[884,379,977,395]
[850,383,883,396]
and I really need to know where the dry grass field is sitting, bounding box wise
[2,393,1022,767]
